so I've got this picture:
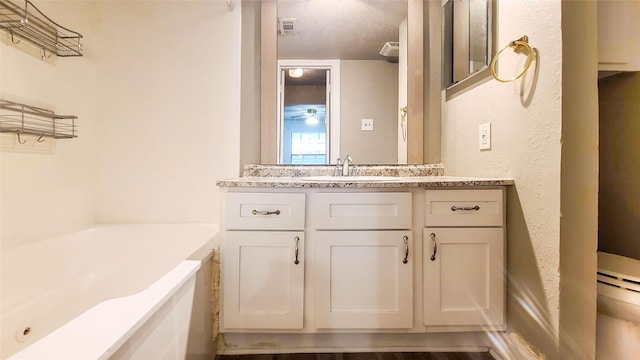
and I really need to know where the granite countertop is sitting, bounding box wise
[216,176,514,188]
[242,164,445,177]
[217,165,514,188]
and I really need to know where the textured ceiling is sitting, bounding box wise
[277,0,408,60]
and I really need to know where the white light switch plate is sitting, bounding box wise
[361,119,374,131]
[479,123,491,150]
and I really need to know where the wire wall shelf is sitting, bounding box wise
[0,99,77,140]
[0,0,83,57]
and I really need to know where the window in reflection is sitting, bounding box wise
[283,105,327,164]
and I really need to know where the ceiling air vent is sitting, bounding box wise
[278,18,296,35]
[379,42,400,57]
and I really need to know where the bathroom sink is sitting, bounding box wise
[299,175,404,182]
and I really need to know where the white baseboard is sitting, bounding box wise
[218,332,496,356]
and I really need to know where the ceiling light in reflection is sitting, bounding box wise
[289,68,304,78]
[305,117,319,125]
[305,108,318,125]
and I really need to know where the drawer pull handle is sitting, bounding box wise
[294,236,300,265]
[430,233,438,261]
[402,235,409,264]
[451,205,480,212]
[252,209,281,216]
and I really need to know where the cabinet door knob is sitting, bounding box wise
[252,209,281,216]
[402,235,409,264]
[294,236,300,265]
[430,233,438,261]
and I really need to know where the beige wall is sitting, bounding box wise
[559,2,598,358]
[1,1,242,251]
[284,85,326,105]
[340,60,398,164]
[93,1,242,224]
[442,2,563,353]
[599,72,640,260]
[442,0,597,358]
[0,1,98,251]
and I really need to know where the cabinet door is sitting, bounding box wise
[315,231,413,329]
[423,228,504,328]
[598,0,640,71]
[222,231,304,330]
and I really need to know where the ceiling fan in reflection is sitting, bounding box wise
[291,108,319,125]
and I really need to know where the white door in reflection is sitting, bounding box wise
[278,60,340,164]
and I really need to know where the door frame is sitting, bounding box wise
[277,59,341,164]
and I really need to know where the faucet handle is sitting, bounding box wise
[342,155,353,176]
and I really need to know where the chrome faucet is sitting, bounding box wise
[335,158,343,176]
[342,155,353,176]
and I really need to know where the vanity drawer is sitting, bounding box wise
[312,192,412,230]
[425,189,503,227]
[225,192,305,230]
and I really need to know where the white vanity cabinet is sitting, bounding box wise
[598,0,640,72]
[218,183,509,336]
[423,189,506,330]
[221,192,305,330]
[312,192,414,329]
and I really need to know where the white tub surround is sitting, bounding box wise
[216,167,512,355]
[1,223,219,359]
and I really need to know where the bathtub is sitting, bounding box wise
[1,223,219,360]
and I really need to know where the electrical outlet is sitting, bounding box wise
[361,119,374,131]
[479,123,491,150]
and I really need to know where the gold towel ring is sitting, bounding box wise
[490,35,535,83]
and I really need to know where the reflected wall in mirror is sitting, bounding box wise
[260,0,423,165]
[443,0,496,99]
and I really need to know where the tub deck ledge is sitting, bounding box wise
[8,260,201,360]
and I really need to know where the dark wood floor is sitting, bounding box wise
[218,352,494,360]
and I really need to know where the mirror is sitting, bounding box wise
[442,0,496,98]
[260,0,424,165]
[277,0,406,165]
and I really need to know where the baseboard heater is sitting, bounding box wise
[597,251,640,323]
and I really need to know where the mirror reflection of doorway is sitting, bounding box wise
[277,60,340,164]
